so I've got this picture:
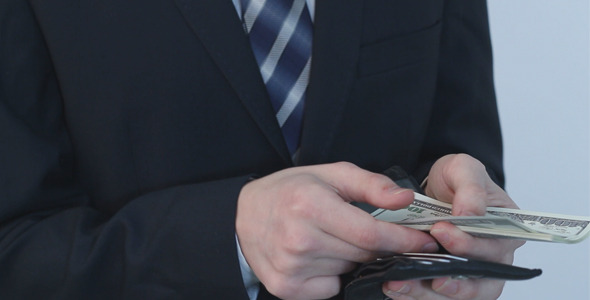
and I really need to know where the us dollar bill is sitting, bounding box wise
[372,193,590,243]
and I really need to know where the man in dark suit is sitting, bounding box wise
[1,0,522,299]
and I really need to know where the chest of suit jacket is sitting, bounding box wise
[30,0,444,207]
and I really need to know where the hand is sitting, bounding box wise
[236,162,439,300]
[382,154,525,300]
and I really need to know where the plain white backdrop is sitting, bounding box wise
[487,1,590,299]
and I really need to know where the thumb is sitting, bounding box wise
[426,154,489,216]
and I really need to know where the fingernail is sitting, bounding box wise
[421,242,439,252]
[436,278,459,295]
[431,228,450,245]
[387,186,409,195]
[386,284,410,296]
[385,185,401,193]
[393,188,408,195]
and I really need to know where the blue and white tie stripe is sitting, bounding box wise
[240,0,313,157]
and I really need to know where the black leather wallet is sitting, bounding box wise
[344,253,542,300]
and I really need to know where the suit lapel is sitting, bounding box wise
[299,0,364,164]
[173,0,363,166]
[173,0,292,164]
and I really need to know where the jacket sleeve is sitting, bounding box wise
[0,1,250,298]
[413,0,504,187]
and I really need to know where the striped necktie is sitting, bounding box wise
[240,0,313,158]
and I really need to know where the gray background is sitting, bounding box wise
[488,0,590,299]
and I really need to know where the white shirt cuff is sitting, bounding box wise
[235,234,260,300]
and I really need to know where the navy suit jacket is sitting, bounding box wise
[0,0,502,299]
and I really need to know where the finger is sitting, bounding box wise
[384,280,451,300]
[430,222,524,263]
[271,222,366,274]
[382,280,417,299]
[311,192,439,255]
[304,162,416,210]
[426,154,520,216]
[434,154,489,216]
[298,225,392,262]
[451,183,488,216]
[272,256,357,279]
[384,278,503,300]
[431,277,505,300]
[298,276,342,300]
[280,165,439,255]
[265,274,341,300]
[306,258,357,276]
[450,175,519,216]
[268,193,400,264]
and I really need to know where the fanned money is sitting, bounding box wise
[372,193,590,243]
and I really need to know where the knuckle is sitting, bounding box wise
[264,275,299,299]
[287,187,320,220]
[452,153,474,164]
[330,161,360,176]
[271,253,300,275]
[452,153,486,173]
[332,161,358,170]
[366,172,388,188]
[355,227,381,249]
[443,155,461,176]
[282,228,317,256]
[321,280,341,298]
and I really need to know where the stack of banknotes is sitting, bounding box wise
[372,193,590,243]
